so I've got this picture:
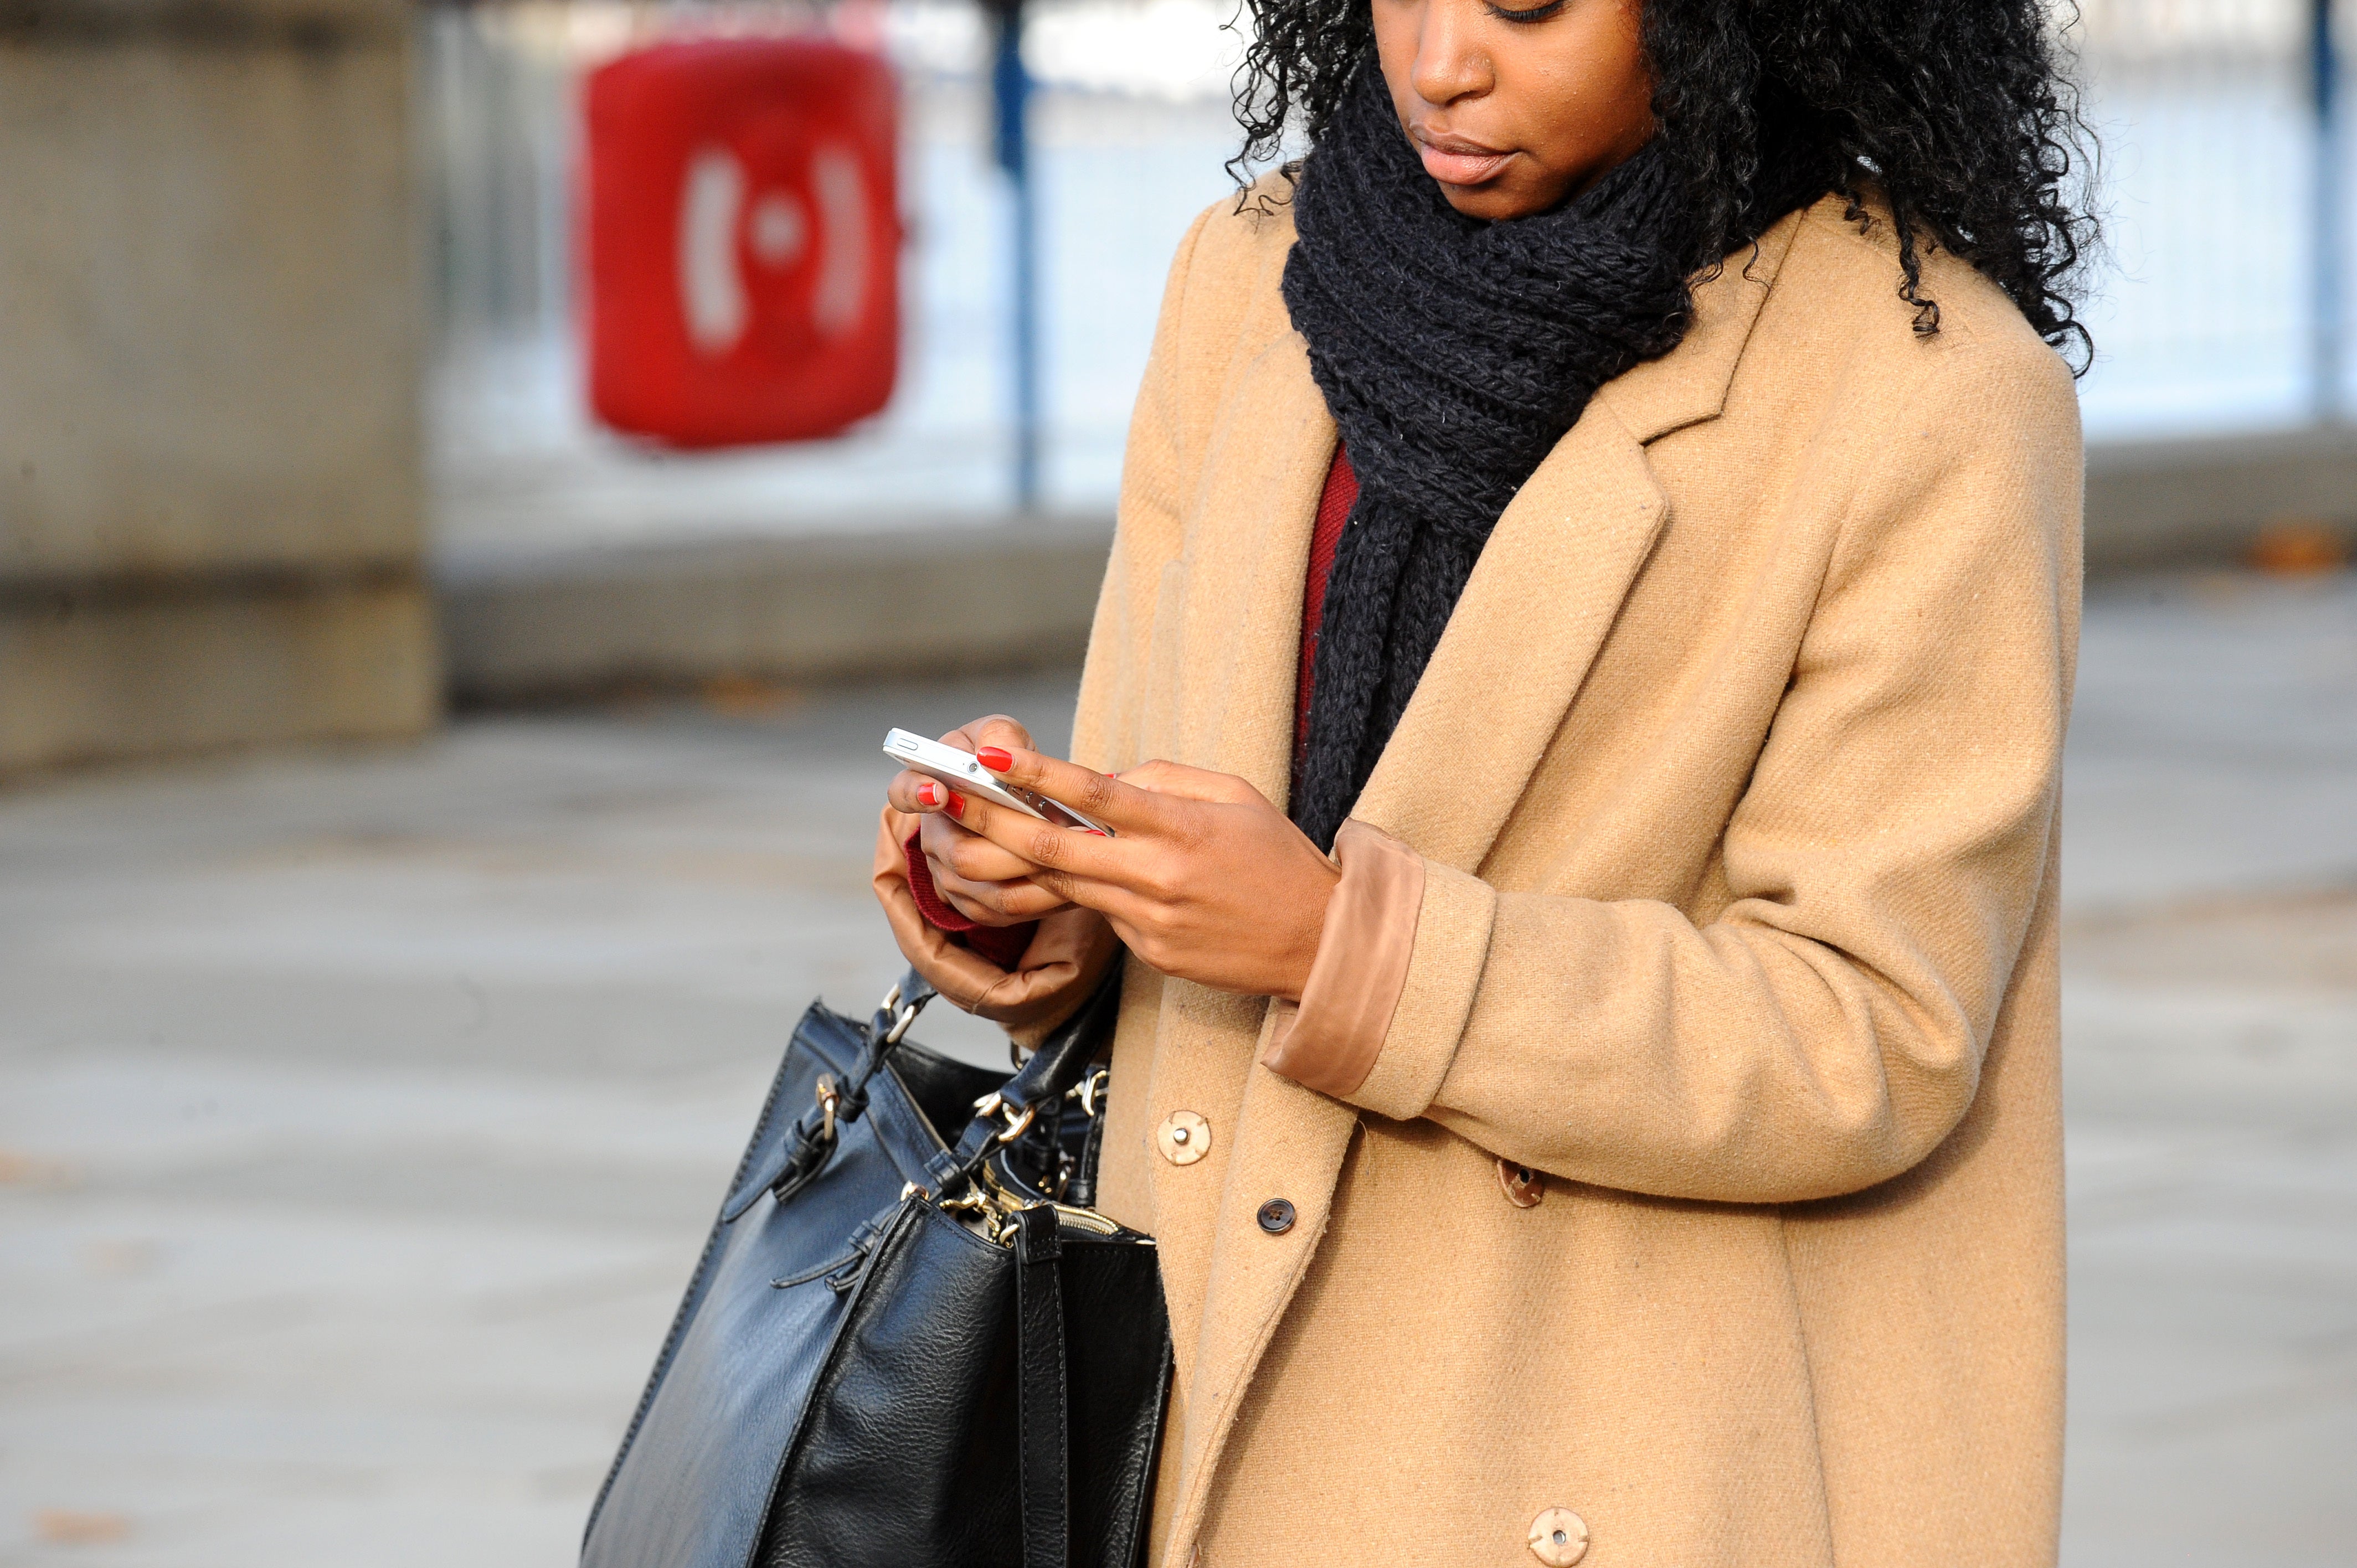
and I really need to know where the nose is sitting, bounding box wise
[1409,0,1495,109]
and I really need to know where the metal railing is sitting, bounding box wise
[420,0,2353,552]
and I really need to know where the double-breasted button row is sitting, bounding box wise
[1155,1112,1293,1234]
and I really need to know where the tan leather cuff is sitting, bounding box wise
[871,806,1118,1047]
[1260,818,1425,1098]
[873,805,1008,1012]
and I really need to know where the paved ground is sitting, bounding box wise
[3,571,2353,1567]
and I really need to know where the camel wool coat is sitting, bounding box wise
[1031,184,2077,1568]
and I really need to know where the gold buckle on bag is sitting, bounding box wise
[875,982,921,1046]
[970,1091,1039,1146]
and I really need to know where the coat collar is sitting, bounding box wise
[1598,200,1813,443]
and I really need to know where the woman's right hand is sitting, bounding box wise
[885,714,1077,927]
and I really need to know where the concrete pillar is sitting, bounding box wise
[0,0,436,776]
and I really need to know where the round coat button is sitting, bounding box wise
[1527,1508,1588,1566]
[1255,1198,1296,1234]
[1497,1157,1545,1208]
[1156,1110,1211,1166]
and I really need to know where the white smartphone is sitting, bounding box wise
[882,729,1114,837]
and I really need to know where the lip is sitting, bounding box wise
[1412,124,1514,186]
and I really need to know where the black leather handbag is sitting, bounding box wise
[581,964,1169,1568]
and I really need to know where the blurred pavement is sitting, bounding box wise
[3,574,2354,1567]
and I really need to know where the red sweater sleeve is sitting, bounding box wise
[902,829,1037,970]
[1294,444,1359,780]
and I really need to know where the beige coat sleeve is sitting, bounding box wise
[1329,340,2082,1205]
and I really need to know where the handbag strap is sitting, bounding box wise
[951,961,1125,1170]
[768,969,939,1206]
[1062,1077,1109,1210]
[1011,1204,1069,1568]
[772,957,1123,1207]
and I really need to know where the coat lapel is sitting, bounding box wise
[1170,332,1336,800]
[1353,203,1807,871]
[1135,304,1340,1479]
[1349,406,1666,870]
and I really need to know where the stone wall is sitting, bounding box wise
[0,0,435,775]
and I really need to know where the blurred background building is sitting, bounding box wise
[5,0,2355,773]
[2,0,436,774]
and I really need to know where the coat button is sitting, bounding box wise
[1255,1198,1296,1234]
[1156,1110,1211,1166]
[1497,1157,1545,1208]
[1527,1508,1588,1565]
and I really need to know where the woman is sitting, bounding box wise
[875,0,2093,1561]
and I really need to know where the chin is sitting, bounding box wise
[1433,180,1547,223]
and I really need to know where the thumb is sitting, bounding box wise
[946,713,1035,753]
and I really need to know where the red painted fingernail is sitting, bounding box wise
[916,781,939,808]
[975,746,1013,771]
[946,790,966,816]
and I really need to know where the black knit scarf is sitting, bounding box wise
[1282,64,1709,852]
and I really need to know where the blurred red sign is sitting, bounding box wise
[583,38,900,447]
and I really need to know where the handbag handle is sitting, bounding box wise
[768,959,1123,1208]
[949,961,1125,1169]
[764,969,938,1206]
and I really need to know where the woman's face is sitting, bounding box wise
[1371,0,1655,221]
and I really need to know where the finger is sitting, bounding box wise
[938,883,1036,926]
[991,880,1073,919]
[887,768,956,815]
[936,882,987,923]
[929,840,1073,920]
[1114,759,1272,809]
[936,873,1071,924]
[930,815,1044,885]
[934,787,1023,858]
[948,783,1135,883]
[966,714,1035,752]
[940,713,1033,754]
[975,745,1179,837]
[918,816,1069,918]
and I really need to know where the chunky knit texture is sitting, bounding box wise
[1283,64,1704,849]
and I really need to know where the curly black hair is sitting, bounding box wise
[1226,0,2099,368]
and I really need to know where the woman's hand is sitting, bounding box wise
[876,714,1118,1048]
[886,714,1077,928]
[940,746,1340,1001]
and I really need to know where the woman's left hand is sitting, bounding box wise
[944,746,1340,1001]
